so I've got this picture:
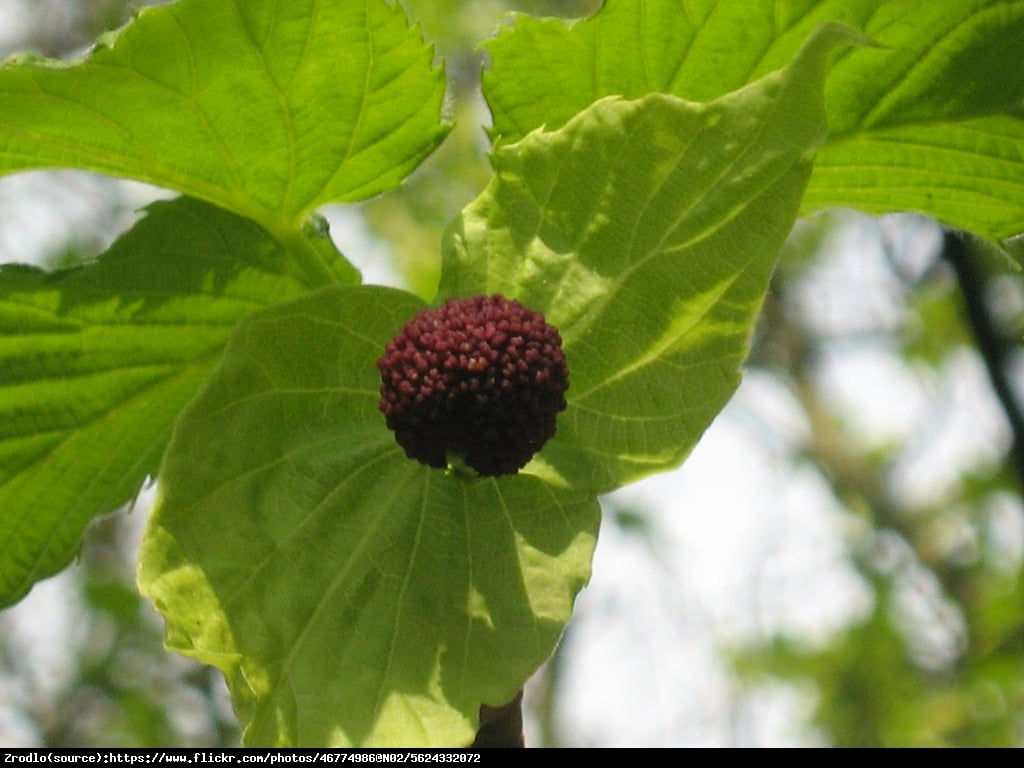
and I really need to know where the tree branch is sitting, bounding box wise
[471,690,524,748]
[942,229,1024,491]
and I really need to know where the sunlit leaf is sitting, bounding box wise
[0,0,448,261]
[484,0,1024,245]
[0,196,351,607]
[447,21,858,492]
[138,286,599,747]
[138,19,852,747]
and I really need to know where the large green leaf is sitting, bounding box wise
[0,196,351,607]
[138,286,599,747]
[445,20,859,493]
[484,0,1024,244]
[138,20,853,747]
[0,0,448,267]
[804,1,1024,244]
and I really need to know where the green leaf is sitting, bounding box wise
[443,20,858,493]
[482,0,873,144]
[485,0,1024,244]
[0,0,448,239]
[137,286,599,747]
[0,196,350,608]
[138,17,851,747]
[804,1,1024,245]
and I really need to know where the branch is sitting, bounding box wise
[471,690,524,748]
[942,229,1024,490]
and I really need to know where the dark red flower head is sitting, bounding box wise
[377,294,569,477]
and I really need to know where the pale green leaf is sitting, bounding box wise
[137,286,599,747]
[0,196,351,607]
[483,0,874,144]
[0,0,448,241]
[137,17,851,747]
[484,0,1024,244]
[443,21,857,493]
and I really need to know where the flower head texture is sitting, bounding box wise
[377,294,569,476]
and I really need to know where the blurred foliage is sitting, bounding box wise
[1,0,1023,748]
[735,210,1024,747]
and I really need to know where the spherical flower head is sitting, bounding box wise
[377,294,569,477]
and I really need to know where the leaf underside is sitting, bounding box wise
[138,19,855,746]
[139,286,600,747]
